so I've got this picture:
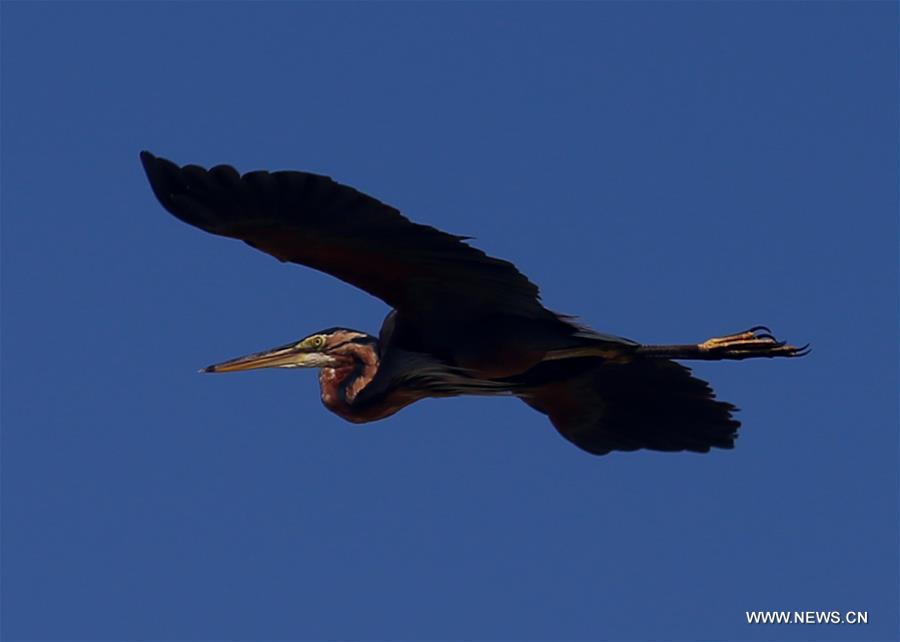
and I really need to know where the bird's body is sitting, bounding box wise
[141,151,806,455]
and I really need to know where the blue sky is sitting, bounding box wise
[2,2,897,641]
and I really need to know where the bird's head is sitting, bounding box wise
[202,328,376,373]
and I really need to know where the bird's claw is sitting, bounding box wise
[699,327,810,359]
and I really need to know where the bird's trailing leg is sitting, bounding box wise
[636,326,810,361]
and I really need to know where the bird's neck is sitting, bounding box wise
[318,342,380,421]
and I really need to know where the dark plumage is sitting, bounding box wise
[140,151,807,456]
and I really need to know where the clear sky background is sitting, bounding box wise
[2,3,897,641]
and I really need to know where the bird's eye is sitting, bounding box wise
[311,335,325,349]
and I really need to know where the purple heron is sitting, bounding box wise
[140,151,807,456]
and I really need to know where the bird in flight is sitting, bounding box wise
[140,151,807,456]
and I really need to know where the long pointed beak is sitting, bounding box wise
[202,342,313,373]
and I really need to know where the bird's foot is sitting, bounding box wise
[698,326,810,360]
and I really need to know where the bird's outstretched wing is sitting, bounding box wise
[140,152,547,320]
[519,358,739,455]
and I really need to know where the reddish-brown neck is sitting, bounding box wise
[318,342,379,421]
[317,341,428,424]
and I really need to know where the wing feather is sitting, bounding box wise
[519,358,740,455]
[141,151,545,319]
